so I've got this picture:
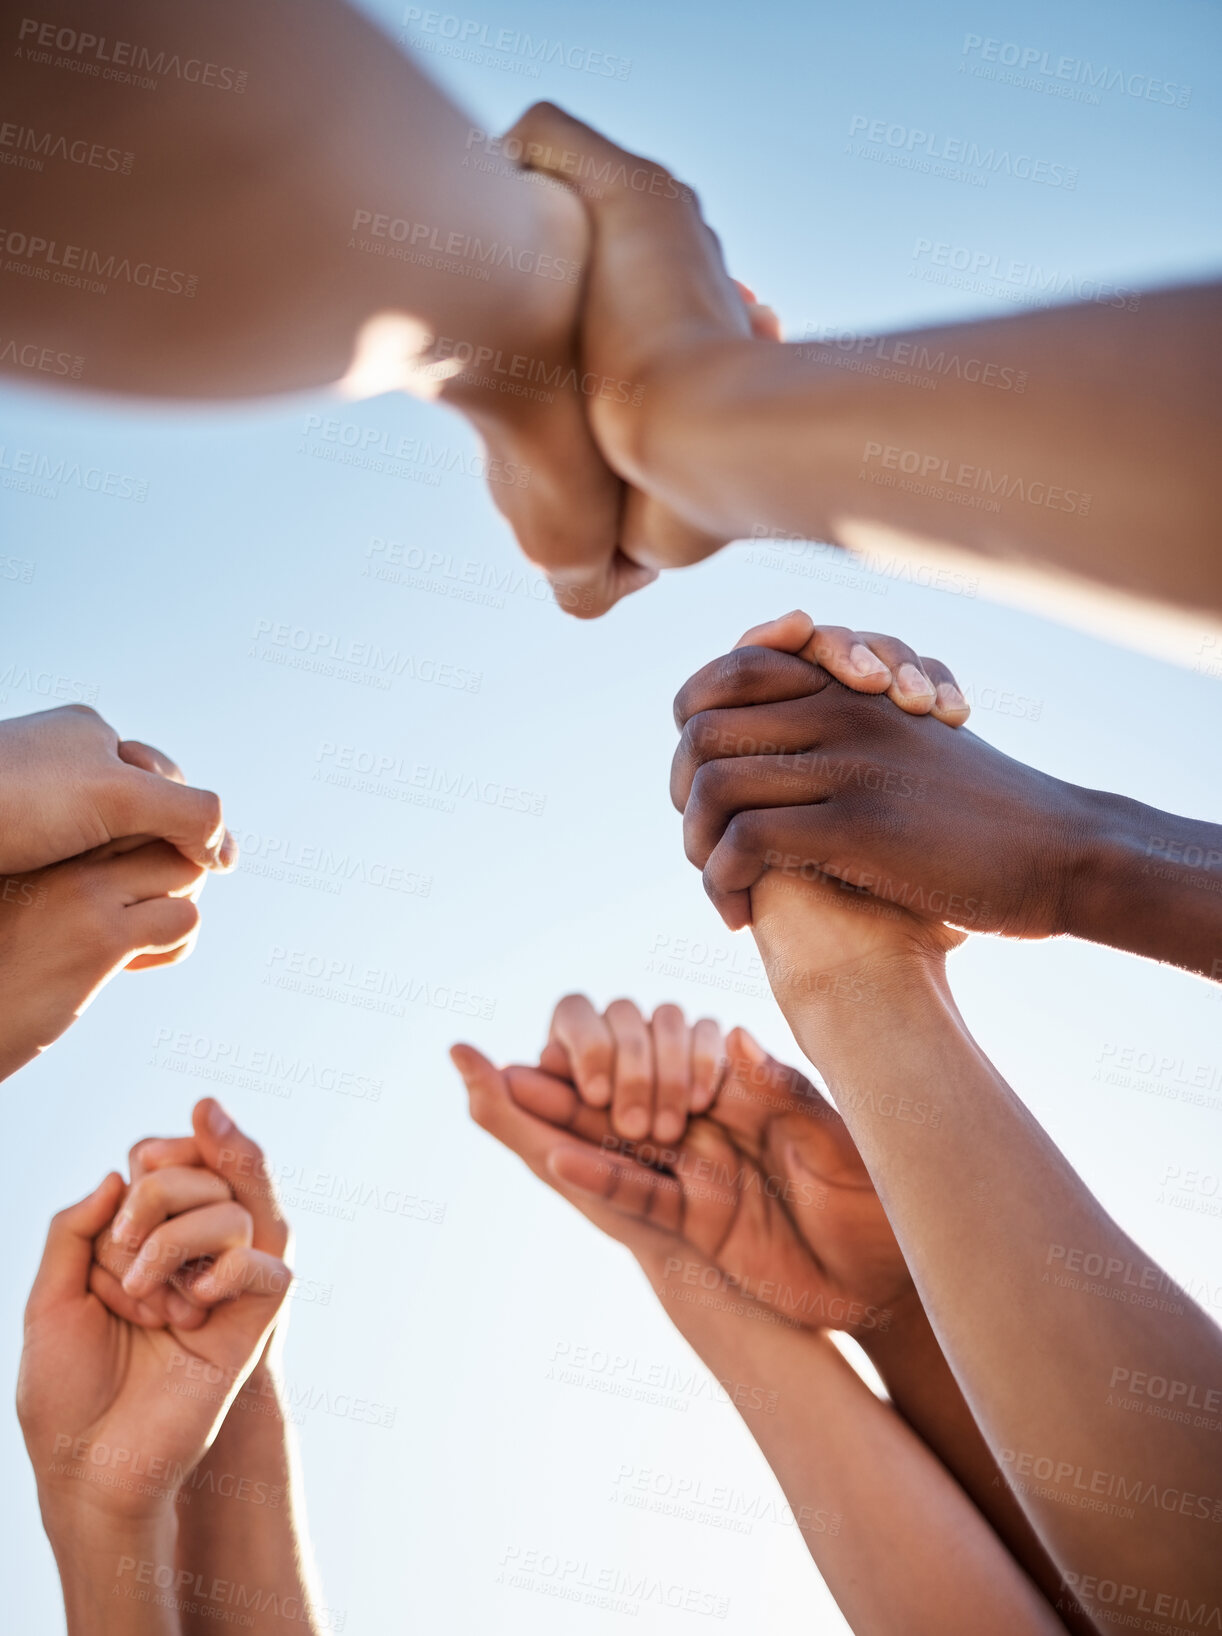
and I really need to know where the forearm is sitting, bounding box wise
[625,285,1221,616]
[757,909,1222,1611]
[1070,788,1222,979]
[862,1302,1097,1636]
[643,1258,1067,1636]
[1,0,586,400]
[42,1500,181,1635]
[174,1360,321,1635]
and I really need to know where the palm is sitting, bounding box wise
[507,1059,910,1339]
[712,1043,915,1323]
[20,1282,274,1517]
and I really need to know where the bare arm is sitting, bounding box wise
[651,1275,1070,1636]
[454,1041,1070,1636]
[509,104,1222,622]
[0,1,678,612]
[750,870,1222,1625]
[174,1356,322,1636]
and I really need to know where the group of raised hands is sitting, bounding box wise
[9,608,1221,1635]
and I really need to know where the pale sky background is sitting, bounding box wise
[2,0,1221,1629]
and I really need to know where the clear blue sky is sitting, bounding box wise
[3,0,1220,1628]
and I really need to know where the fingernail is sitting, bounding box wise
[111,1211,136,1248]
[218,830,239,871]
[849,643,889,679]
[586,1073,611,1108]
[936,682,967,713]
[206,1100,234,1137]
[896,663,935,699]
[618,1107,650,1141]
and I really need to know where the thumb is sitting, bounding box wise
[109,762,236,873]
[27,1173,125,1317]
[734,610,822,658]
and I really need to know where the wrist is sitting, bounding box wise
[606,334,757,497]
[430,179,589,427]
[1066,786,1222,974]
[43,1495,179,1622]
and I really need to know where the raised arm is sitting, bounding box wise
[672,624,1222,980]
[736,865,1222,1625]
[98,1106,323,1635]
[452,1016,1069,1636]
[507,104,1222,621]
[1,0,671,612]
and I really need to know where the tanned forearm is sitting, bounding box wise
[754,891,1222,1628]
[43,1500,181,1635]
[0,0,586,400]
[644,1260,1068,1636]
[173,1359,321,1635]
[862,1299,1097,1636]
[627,285,1222,617]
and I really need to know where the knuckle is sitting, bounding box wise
[682,710,727,763]
[721,644,770,690]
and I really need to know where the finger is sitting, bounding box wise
[920,655,971,727]
[547,549,658,622]
[121,894,201,958]
[506,1063,611,1142]
[702,807,843,930]
[128,1137,204,1183]
[683,753,841,869]
[671,695,834,811]
[801,626,896,694]
[674,646,831,731]
[124,934,199,972]
[192,1101,289,1256]
[547,1143,681,1232]
[121,1200,253,1299]
[191,1247,292,1309]
[87,1260,166,1328]
[100,839,208,904]
[109,1166,233,1255]
[506,101,651,200]
[689,1019,727,1113]
[117,739,185,783]
[853,633,937,716]
[604,998,654,1142]
[26,1173,124,1316]
[106,763,235,872]
[547,994,616,1109]
[734,610,816,655]
[620,486,726,574]
[453,1043,586,1187]
[650,1004,692,1145]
